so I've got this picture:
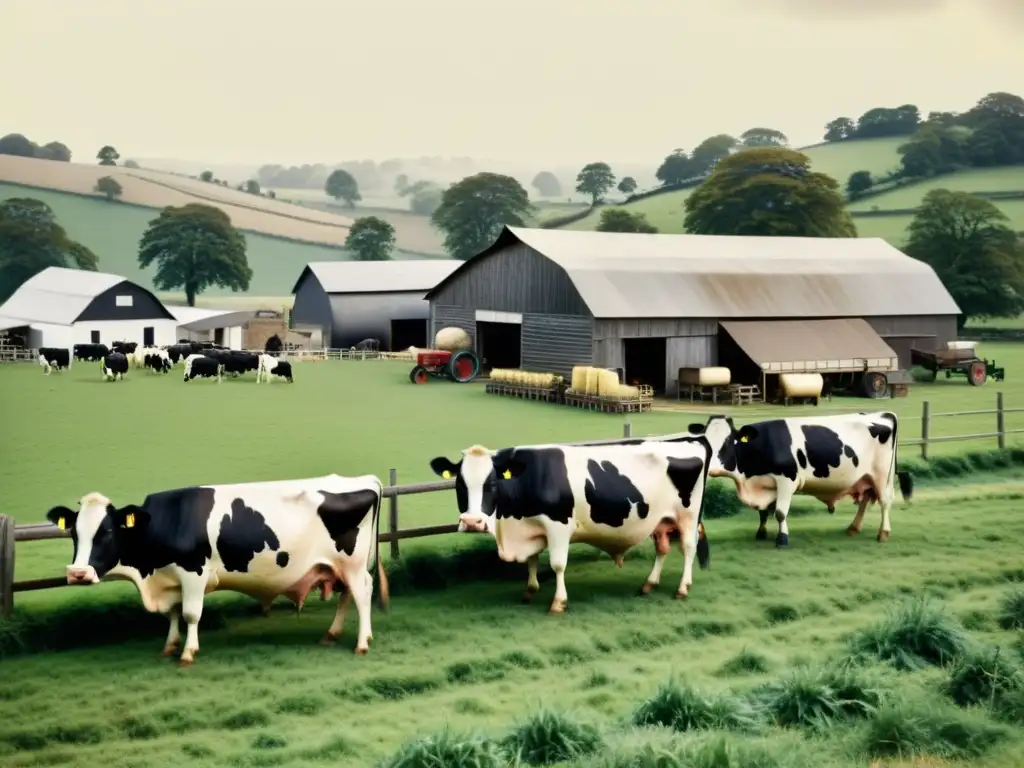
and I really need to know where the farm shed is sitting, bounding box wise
[426,226,961,395]
[0,266,179,350]
[290,260,459,350]
[170,306,255,349]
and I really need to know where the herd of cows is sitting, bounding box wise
[44,408,911,667]
[37,339,294,383]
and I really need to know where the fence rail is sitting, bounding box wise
[0,396,1016,618]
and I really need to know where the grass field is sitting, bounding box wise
[854,198,1024,246]
[847,167,1024,211]
[2,343,1024,766]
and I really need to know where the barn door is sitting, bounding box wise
[143,327,155,346]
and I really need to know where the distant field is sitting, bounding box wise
[0,183,443,297]
[848,166,1024,211]
[855,199,1024,246]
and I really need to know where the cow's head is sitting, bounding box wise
[46,493,148,584]
[688,415,743,477]
[429,445,503,533]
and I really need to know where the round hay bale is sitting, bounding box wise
[434,327,472,352]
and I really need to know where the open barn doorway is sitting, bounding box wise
[624,337,667,394]
[477,321,521,370]
[390,319,427,351]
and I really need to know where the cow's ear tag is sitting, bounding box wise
[57,516,66,531]
[442,471,452,480]
[739,435,749,443]
[502,469,512,480]
[124,513,136,529]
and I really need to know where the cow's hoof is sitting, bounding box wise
[845,526,861,536]
[755,527,768,541]
[354,646,369,656]
[775,533,789,548]
[674,589,689,601]
[161,644,179,658]
[319,633,339,646]
[521,591,536,604]
[877,530,890,543]
[548,600,567,615]
[638,582,656,596]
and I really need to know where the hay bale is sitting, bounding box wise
[434,327,472,352]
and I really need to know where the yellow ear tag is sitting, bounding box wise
[502,469,512,480]
[124,513,136,529]
[740,435,749,443]
[57,516,66,530]
[442,471,452,480]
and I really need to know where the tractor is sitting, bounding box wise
[408,349,480,384]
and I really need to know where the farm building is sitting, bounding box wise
[291,260,459,350]
[170,306,255,349]
[426,226,961,396]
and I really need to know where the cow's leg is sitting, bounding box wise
[877,477,894,543]
[320,588,353,645]
[546,527,571,615]
[178,574,209,667]
[522,555,540,603]
[640,523,672,595]
[348,568,374,654]
[846,496,871,536]
[755,503,774,540]
[162,604,182,656]
[675,509,698,599]
[773,483,796,548]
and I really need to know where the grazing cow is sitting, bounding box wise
[257,353,293,383]
[183,354,221,382]
[164,344,190,365]
[101,352,129,381]
[45,474,389,665]
[74,343,110,362]
[429,438,712,613]
[689,412,913,547]
[223,351,260,377]
[38,347,71,375]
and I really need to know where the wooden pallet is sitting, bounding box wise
[485,382,563,403]
[564,389,653,414]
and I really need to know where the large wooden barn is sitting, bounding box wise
[425,226,961,396]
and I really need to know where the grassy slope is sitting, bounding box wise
[2,346,1024,766]
[0,183,443,299]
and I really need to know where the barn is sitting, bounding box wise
[290,260,458,350]
[0,267,180,349]
[425,226,961,396]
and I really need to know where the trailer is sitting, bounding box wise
[911,342,1005,386]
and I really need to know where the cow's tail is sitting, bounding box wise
[371,478,390,613]
[696,441,712,570]
[890,412,913,506]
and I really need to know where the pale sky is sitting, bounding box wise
[2,0,1022,167]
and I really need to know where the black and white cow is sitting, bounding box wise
[45,475,389,665]
[101,352,129,381]
[429,438,712,613]
[38,347,70,375]
[223,351,260,377]
[74,343,110,362]
[257,353,293,383]
[112,341,138,357]
[689,412,913,547]
[141,348,172,373]
[183,354,221,382]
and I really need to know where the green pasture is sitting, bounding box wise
[3,344,1024,766]
[854,198,1024,246]
[0,183,435,297]
[847,166,1024,211]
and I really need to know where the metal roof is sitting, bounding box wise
[721,319,899,373]
[0,315,28,332]
[428,226,961,319]
[292,260,459,295]
[0,267,157,325]
[177,309,257,332]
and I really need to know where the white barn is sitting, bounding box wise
[171,306,254,350]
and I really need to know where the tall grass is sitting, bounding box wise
[849,597,970,670]
[379,729,506,768]
[631,681,761,733]
[864,696,1008,760]
[997,588,1024,630]
[501,710,604,766]
[753,661,885,728]
[946,645,1024,724]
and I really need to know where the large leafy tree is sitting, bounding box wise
[596,209,658,234]
[431,173,532,261]
[683,148,856,238]
[0,198,97,302]
[531,171,562,198]
[575,162,615,204]
[689,134,738,175]
[345,216,396,261]
[740,128,788,148]
[97,145,119,166]
[138,203,251,306]
[904,190,1024,326]
[325,169,361,208]
[655,149,692,186]
[0,134,37,158]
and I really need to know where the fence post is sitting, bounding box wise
[997,391,1006,451]
[388,468,400,560]
[920,400,931,460]
[0,515,14,619]
[623,422,632,438]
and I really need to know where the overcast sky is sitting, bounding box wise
[2,0,1022,166]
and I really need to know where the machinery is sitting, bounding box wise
[911,342,1005,386]
[409,349,480,384]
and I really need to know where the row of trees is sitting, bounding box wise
[255,157,477,193]
[0,134,72,162]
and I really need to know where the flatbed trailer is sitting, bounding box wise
[910,347,1005,385]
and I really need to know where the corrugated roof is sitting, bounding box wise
[0,267,128,324]
[292,260,459,295]
[428,226,961,319]
[178,310,257,332]
[168,306,235,325]
[721,319,899,373]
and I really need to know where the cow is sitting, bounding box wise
[355,338,381,352]
[429,438,712,613]
[112,341,138,357]
[183,354,221,382]
[38,347,71,375]
[142,348,172,373]
[223,351,260,377]
[257,353,293,383]
[44,474,390,665]
[74,343,110,362]
[688,412,913,547]
[265,334,283,354]
[164,344,191,365]
[101,352,129,381]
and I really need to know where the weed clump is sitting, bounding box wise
[632,680,761,733]
[850,597,969,670]
[997,588,1024,630]
[946,645,1024,723]
[716,649,771,677]
[754,662,885,728]
[380,729,505,768]
[864,697,1007,759]
[502,709,604,765]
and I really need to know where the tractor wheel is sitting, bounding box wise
[409,365,429,384]
[861,371,888,399]
[448,350,480,383]
[968,360,987,386]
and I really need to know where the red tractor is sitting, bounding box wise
[409,349,480,384]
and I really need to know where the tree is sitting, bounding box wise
[683,148,856,238]
[345,216,396,261]
[37,141,71,162]
[904,190,1024,325]
[409,187,443,216]
[596,208,658,234]
[94,176,123,201]
[690,134,738,175]
[846,170,873,199]
[0,134,37,158]
[97,146,120,166]
[617,177,637,196]
[823,117,856,142]
[123,159,140,169]
[200,170,214,182]
[431,172,533,260]
[655,149,692,186]
[0,198,97,302]
[394,173,409,195]
[740,128,788,148]
[137,203,251,306]
[531,171,562,198]
[575,162,615,204]
[244,179,260,195]
[325,169,361,208]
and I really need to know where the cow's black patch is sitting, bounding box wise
[493,448,574,524]
[276,551,289,568]
[666,456,705,509]
[217,499,281,572]
[796,448,807,469]
[843,444,859,467]
[724,420,798,481]
[868,421,893,444]
[800,425,845,479]
[585,459,650,526]
[317,489,377,555]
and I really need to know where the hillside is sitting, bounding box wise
[0,183,444,300]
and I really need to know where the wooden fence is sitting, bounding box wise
[0,396,1019,619]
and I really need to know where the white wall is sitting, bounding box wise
[175,325,244,349]
[71,319,179,347]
